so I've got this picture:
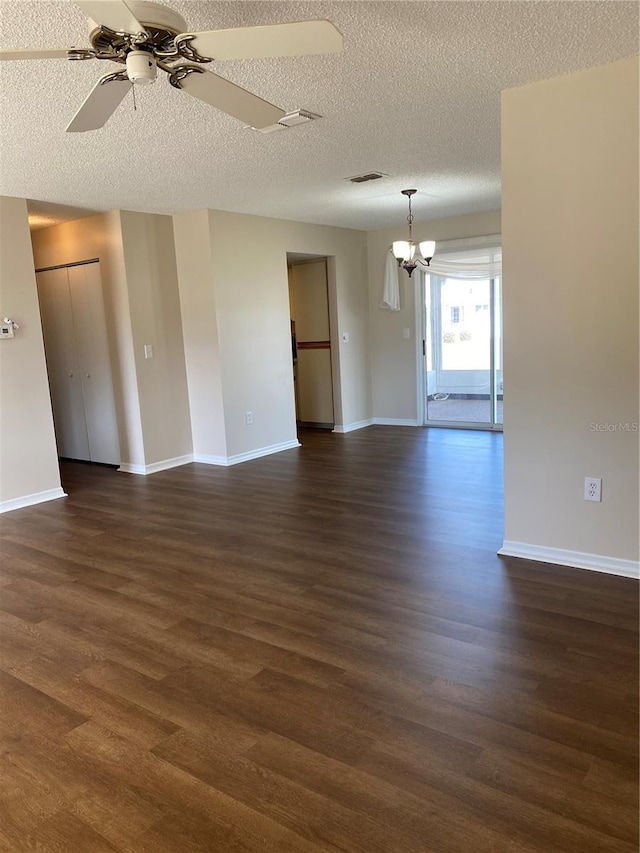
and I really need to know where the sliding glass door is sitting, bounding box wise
[423,275,502,429]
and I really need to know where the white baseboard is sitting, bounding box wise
[498,541,639,579]
[332,419,374,434]
[372,418,420,427]
[195,439,301,467]
[119,453,194,476]
[193,453,229,466]
[0,486,67,514]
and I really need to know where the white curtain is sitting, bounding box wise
[384,234,502,291]
[381,248,401,310]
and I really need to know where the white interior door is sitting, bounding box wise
[37,262,120,464]
[36,267,90,460]
[67,264,120,464]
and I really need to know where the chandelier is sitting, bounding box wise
[392,189,435,277]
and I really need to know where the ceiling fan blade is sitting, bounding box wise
[66,74,131,132]
[74,0,145,35]
[187,20,343,61]
[0,48,76,61]
[178,69,285,129]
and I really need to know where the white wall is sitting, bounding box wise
[501,56,639,572]
[0,196,63,510]
[367,211,502,422]
[119,211,192,466]
[174,209,370,460]
[172,210,227,461]
[31,211,192,471]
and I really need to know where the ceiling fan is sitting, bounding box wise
[0,0,343,132]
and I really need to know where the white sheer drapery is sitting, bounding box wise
[382,235,502,306]
[416,234,502,279]
[381,249,401,310]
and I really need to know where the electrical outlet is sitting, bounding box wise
[245,411,253,426]
[584,477,602,502]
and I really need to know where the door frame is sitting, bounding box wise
[287,254,338,430]
[417,271,503,431]
[35,258,122,464]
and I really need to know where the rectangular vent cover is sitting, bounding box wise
[248,110,321,133]
[346,172,388,183]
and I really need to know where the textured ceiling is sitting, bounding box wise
[1,1,637,230]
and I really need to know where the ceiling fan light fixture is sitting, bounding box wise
[0,3,343,131]
[126,50,156,84]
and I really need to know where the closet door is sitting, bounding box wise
[68,264,120,464]
[36,267,91,460]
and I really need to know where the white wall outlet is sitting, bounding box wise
[403,328,411,339]
[584,477,602,502]
[144,344,153,359]
[245,411,253,425]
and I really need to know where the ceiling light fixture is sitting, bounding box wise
[392,189,435,277]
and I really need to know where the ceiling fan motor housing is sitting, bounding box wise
[126,50,156,84]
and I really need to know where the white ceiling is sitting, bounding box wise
[0,1,637,231]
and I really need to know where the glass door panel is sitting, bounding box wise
[425,275,502,428]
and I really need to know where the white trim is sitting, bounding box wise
[193,453,229,466]
[332,419,374,434]
[195,439,301,467]
[0,487,67,514]
[498,541,639,579]
[118,454,194,475]
[118,462,147,475]
[372,418,420,427]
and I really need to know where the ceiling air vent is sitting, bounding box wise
[248,110,321,134]
[346,172,388,184]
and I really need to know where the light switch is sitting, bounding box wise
[403,328,411,339]
[144,344,153,359]
[341,332,350,343]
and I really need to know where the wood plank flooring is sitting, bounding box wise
[0,426,637,852]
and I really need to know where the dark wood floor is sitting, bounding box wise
[0,426,637,853]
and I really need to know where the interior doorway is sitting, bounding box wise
[35,260,120,465]
[287,255,335,429]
